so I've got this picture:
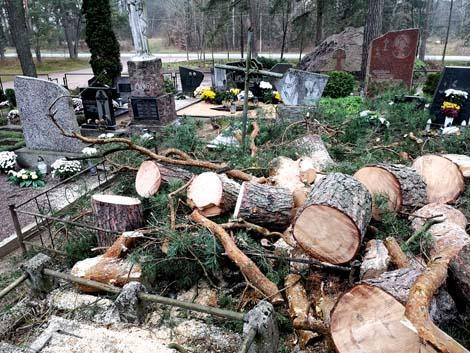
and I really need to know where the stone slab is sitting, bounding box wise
[127,57,165,97]
[277,69,329,106]
[14,76,84,153]
[15,148,81,169]
[366,28,419,94]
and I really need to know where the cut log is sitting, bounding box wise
[190,210,284,304]
[330,284,438,353]
[291,134,335,172]
[424,221,469,257]
[135,161,194,198]
[353,164,427,220]
[71,232,142,293]
[293,173,372,264]
[91,194,144,248]
[187,172,241,217]
[285,274,318,348]
[443,154,470,178]
[410,203,468,232]
[412,155,465,204]
[449,243,470,313]
[359,239,390,280]
[135,160,162,198]
[364,267,457,326]
[269,156,307,193]
[233,182,294,230]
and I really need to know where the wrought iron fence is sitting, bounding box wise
[8,160,119,256]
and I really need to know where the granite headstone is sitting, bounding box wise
[81,87,116,127]
[277,69,329,106]
[212,68,227,90]
[430,66,470,127]
[131,97,159,120]
[14,76,84,153]
[366,28,419,93]
[179,67,204,94]
[115,76,132,103]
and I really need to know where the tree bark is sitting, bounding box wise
[449,243,470,313]
[315,0,325,45]
[360,0,385,81]
[419,0,433,60]
[4,0,37,77]
[91,194,144,248]
[190,210,284,304]
[233,182,294,230]
[293,173,372,264]
[354,164,427,220]
[247,0,258,57]
[410,203,468,233]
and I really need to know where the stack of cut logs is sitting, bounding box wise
[73,134,470,353]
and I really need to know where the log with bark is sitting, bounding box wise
[187,172,241,217]
[412,155,465,204]
[359,239,390,280]
[91,194,144,248]
[291,134,335,171]
[410,203,468,232]
[190,210,284,304]
[353,164,427,219]
[292,173,372,264]
[233,182,294,230]
[330,284,438,353]
[449,243,470,313]
[70,232,142,293]
[442,154,470,178]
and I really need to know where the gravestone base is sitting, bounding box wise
[15,148,82,169]
[129,94,177,127]
[276,104,318,122]
[80,127,127,138]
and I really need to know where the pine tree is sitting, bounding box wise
[82,0,122,85]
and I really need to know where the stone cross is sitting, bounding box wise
[333,49,346,71]
[126,0,152,58]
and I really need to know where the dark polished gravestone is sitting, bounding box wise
[179,67,204,94]
[115,76,132,104]
[366,28,419,94]
[131,96,159,120]
[430,66,470,127]
[80,87,117,129]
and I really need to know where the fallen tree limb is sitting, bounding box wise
[405,249,470,353]
[250,121,259,158]
[384,237,410,269]
[169,177,194,230]
[220,219,284,238]
[190,210,284,304]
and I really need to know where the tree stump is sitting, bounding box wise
[91,194,144,248]
[135,160,193,198]
[233,182,294,230]
[330,284,438,353]
[292,173,372,264]
[353,164,427,219]
[412,155,465,204]
[187,172,241,217]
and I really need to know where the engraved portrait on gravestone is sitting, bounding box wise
[281,72,299,106]
[393,34,412,59]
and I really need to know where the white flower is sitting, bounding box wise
[260,81,273,90]
[21,175,28,180]
[8,170,17,177]
[31,175,38,180]
[82,147,98,156]
[388,101,394,105]
[0,151,17,170]
[237,91,254,101]
[140,133,154,141]
[445,89,468,99]
[98,133,115,139]
[359,110,373,117]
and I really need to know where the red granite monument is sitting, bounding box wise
[366,28,419,94]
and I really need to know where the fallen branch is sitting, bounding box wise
[169,177,194,230]
[384,237,410,269]
[190,210,284,304]
[220,219,284,238]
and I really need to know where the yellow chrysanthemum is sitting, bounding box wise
[441,101,460,110]
[201,89,216,101]
[274,91,282,102]
[230,88,241,96]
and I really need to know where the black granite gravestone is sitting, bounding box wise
[430,66,470,127]
[179,67,204,94]
[115,76,132,103]
[131,97,159,120]
[80,87,116,128]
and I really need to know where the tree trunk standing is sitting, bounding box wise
[315,0,325,45]
[360,0,385,81]
[62,11,82,60]
[4,0,37,77]
[34,37,41,63]
[442,0,454,64]
[240,15,244,58]
[247,0,258,57]
[419,0,433,60]
[0,21,6,61]
[280,2,291,60]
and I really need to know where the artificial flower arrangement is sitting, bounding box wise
[0,151,17,172]
[8,169,46,188]
[51,158,82,179]
[194,86,217,102]
[258,81,282,104]
[441,89,468,126]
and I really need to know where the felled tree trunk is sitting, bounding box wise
[354,164,427,219]
[293,173,372,264]
[135,160,193,198]
[233,182,294,230]
[412,155,465,204]
[359,239,390,280]
[291,134,335,172]
[190,210,284,304]
[442,154,470,178]
[70,232,142,293]
[187,172,240,217]
[91,194,144,248]
[410,203,468,232]
[330,284,438,353]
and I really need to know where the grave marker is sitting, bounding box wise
[131,97,159,120]
[430,66,470,127]
[366,28,419,94]
[179,67,204,94]
[278,69,329,106]
[81,87,116,128]
[333,49,346,71]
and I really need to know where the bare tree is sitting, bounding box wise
[419,0,434,60]
[3,0,37,77]
[360,0,385,81]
